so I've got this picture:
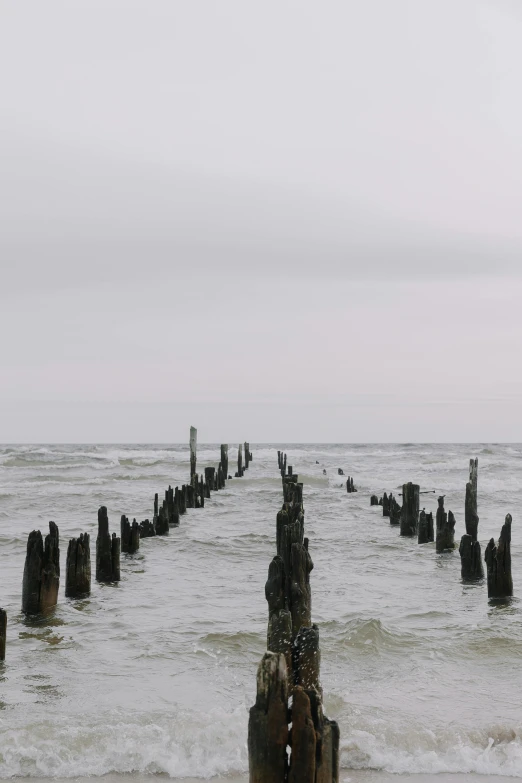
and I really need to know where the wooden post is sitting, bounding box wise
[485,514,513,598]
[290,542,313,638]
[435,496,456,552]
[96,507,120,582]
[266,555,293,681]
[65,533,91,597]
[154,493,159,519]
[236,444,243,477]
[0,609,6,661]
[382,492,390,517]
[190,426,197,481]
[460,458,483,579]
[139,518,156,537]
[245,442,250,470]
[121,516,140,553]
[221,444,229,477]
[418,509,434,544]
[155,504,170,535]
[389,494,401,525]
[294,623,321,694]
[248,652,289,783]
[22,522,60,615]
[400,482,420,536]
[370,495,379,506]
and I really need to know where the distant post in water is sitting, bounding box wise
[236,443,243,477]
[485,514,513,598]
[121,516,140,553]
[0,609,6,661]
[22,522,60,615]
[190,426,197,482]
[418,509,434,544]
[435,496,456,552]
[220,444,229,477]
[65,533,91,597]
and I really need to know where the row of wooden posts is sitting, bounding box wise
[248,450,339,782]
[0,432,253,661]
[369,459,513,599]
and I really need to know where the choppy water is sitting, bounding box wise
[1,443,522,778]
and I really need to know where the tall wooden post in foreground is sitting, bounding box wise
[248,453,339,782]
[460,458,484,580]
[485,514,513,598]
[190,426,197,482]
[22,522,60,615]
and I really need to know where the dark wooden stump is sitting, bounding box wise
[248,652,289,783]
[460,535,483,581]
[418,509,434,544]
[485,514,513,598]
[154,493,159,519]
[389,495,401,525]
[96,507,120,582]
[65,532,91,596]
[289,687,316,783]
[155,505,170,535]
[382,492,390,517]
[290,542,313,638]
[22,522,60,615]
[370,495,379,506]
[436,497,456,552]
[237,443,243,477]
[139,518,156,537]
[121,516,140,553]
[400,482,420,536]
[266,556,293,682]
[0,609,6,661]
[245,441,250,470]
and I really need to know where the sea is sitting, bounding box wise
[1,443,522,781]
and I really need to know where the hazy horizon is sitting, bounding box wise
[2,0,522,442]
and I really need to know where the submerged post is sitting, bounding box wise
[460,458,483,579]
[65,532,91,597]
[485,514,513,598]
[400,483,420,536]
[190,426,197,482]
[22,522,60,615]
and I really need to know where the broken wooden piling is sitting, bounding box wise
[139,518,156,537]
[236,444,244,477]
[121,516,140,553]
[245,442,250,470]
[382,492,390,517]
[248,652,289,782]
[389,494,401,525]
[96,507,120,582]
[460,458,484,579]
[435,496,456,552]
[418,509,434,544]
[190,426,197,481]
[485,514,513,598]
[65,532,91,597]
[370,495,379,506]
[400,483,420,536]
[22,522,60,615]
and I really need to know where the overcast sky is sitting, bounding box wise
[1,0,522,442]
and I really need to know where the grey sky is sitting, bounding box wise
[1,0,522,442]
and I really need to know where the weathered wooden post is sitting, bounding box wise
[266,555,293,681]
[96,507,120,582]
[139,518,156,537]
[154,493,159,519]
[65,533,91,597]
[289,687,316,783]
[245,442,250,470]
[190,426,197,482]
[236,444,243,477]
[418,509,434,544]
[382,492,390,517]
[22,522,60,615]
[155,504,170,535]
[370,495,379,506]
[294,623,321,693]
[485,514,513,598]
[0,609,6,661]
[121,516,140,553]
[435,496,456,552]
[248,652,289,782]
[460,458,484,579]
[389,494,401,525]
[400,483,419,536]
[221,444,229,477]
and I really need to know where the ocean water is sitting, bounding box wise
[1,443,522,779]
